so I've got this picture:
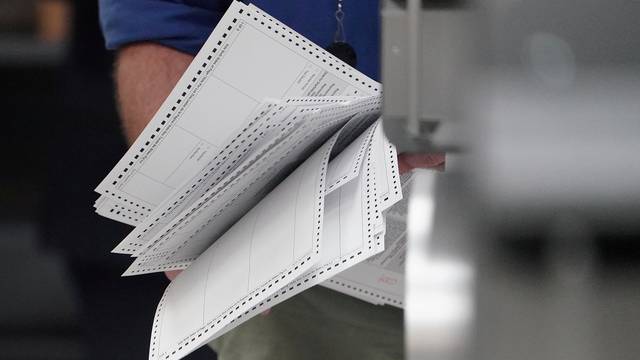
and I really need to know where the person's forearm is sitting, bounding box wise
[115,43,194,144]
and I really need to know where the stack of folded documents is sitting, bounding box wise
[94,2,407,359]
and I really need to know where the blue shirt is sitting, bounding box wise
[99,0,380,80]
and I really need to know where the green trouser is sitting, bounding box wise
[210,286,404,360]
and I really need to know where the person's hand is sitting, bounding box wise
[165,270,182,281]
[397,152,445,174]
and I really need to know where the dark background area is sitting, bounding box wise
[0,1,214,359]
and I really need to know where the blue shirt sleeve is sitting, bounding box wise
[98,0,231,54]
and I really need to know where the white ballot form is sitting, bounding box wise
[93,2,408,359]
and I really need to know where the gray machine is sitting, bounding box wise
[381,1,640,359]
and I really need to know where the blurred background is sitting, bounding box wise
[382,1,640,360]
[0,1,213,359]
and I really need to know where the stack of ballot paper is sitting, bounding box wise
[93,2,407,359]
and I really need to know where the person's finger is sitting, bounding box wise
[398,153,445,174]
[165,270,183,281]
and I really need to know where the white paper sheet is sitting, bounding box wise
[95,198,145,226]
[123,99,382,275]
[212,121,397,337]
[325,122,376,194]
[151,122,386,358]
[148,131,336,360]
[373,125,402,211]
[211,121,400,337]
[322,174,414,307]
[113,96,380,255]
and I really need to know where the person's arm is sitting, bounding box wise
[115,43,194,143]
[398,153,445,173]
[99,0,227,140]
